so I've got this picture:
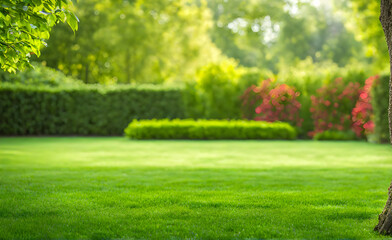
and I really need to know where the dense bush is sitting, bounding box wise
[240,79,272,120]
[309,78,361,137]
[184,60,268,119]
[240,75,383,139]
[125,119,297,140]
[241,80,302,128]
[277,59,369,92]
[0,84,185,135]
[241,79,312,137]
[277,59,369,136]
[371,74,390,143]
[191,60,242,119]
[352,76,376,138]
[313,130,357,141]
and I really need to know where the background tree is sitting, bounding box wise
[34,0,373,84]
[0,0,78,72]
[38,0,222,84]
[334,0,388,71]
[374,0,392,235]
[207,0,366,73]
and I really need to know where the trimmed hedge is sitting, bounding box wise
[371,75,390,143]
[0,84,185,135]
[313,130,357,141]
[124,119,297,140]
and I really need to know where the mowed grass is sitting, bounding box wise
[0,138,392,239]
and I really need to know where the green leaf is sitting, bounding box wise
[32,0,42,7]
[47,13,56,26]
[57,11,66,23]
[40,31,50,39]
[65,11,79,32]
[4,15,11,26]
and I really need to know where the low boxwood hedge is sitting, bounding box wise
[313,130,357,141]
[124,119,297,140]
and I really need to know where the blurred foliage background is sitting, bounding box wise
[17,0,385,85]
[1,0,389,140]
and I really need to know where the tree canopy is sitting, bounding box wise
[29,0,376,84]
[0,0,78,72]
[1,0,387,83]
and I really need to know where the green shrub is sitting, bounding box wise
[309,78,361,137]
[313,130,357,141]
[184,61,268,120]
[193,60,242,119]
[0,63,83,87]
[0,84,185,135]
[124,119,297,140]
[371,74,390,143]
[277,59,369,137]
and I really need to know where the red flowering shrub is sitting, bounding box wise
[241,79,302,127]
[309,78,361,137]
[254,84,302,127]
[351,76,378,138]
[240,79,272,120]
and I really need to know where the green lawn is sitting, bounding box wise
[0,138,392,239]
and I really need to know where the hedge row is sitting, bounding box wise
[313,130,357,141]
[0,74,389,138]
[124,119,297,140]
[0,84,185,135]
[372,75,390,142]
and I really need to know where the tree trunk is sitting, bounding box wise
[375,0,392,235]
[375,183,392,234]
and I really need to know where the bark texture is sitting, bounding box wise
[375,182,392,234]
[375,0,392,235]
